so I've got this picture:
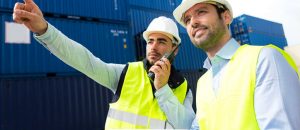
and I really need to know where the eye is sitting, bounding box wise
[159,41,167,44]
[183,17,191,25]
[196,9,206,15]
[147,40,153,45]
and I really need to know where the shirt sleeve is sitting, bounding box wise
[34,23,125,93]
[155,85,195,129]
[255,47,300,130]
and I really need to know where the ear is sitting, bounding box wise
[223,10,232,25]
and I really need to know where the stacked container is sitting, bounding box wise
[0,13,134,76]
[0,75,113,130]
[0,0,245,129]
[230,14,288,49]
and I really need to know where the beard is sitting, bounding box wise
[146,51,162,65]
[189,20,227,51]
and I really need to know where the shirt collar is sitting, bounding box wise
[203,38,240,69]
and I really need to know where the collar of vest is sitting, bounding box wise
[142,59,185,89]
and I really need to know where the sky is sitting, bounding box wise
[230,0,300,45]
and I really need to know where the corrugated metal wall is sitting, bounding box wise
[1,13,135,76]
[1,0,128,21]
[0,72,203,130]
[0,75,113,130]
[230,14,288,49]
[129,0,177,12]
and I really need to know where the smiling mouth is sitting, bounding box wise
[193,29,206,37]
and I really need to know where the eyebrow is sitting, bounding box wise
[182,6,209,21]
[148,38,168,42]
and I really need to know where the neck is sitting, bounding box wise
[206,33,231,59]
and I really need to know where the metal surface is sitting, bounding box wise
[1,14,135,76]
[231,14,287,49]
[0,75,113,130]
[1,0,128,21]
[129,0,176,12]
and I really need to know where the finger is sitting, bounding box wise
[149,66,161,74]
[161,58,171,66]
[14,9,34,21]
[14,2,25,10]
[156,59,170,71]
[24,0,34,4]
[155,60,168,71]
[13,13,24,24]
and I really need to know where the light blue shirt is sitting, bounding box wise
[191,38,300,130]
[34,23,195,129]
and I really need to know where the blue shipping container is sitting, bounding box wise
[230,14,288,49]
[1,0,128,21]
[0,75,113,130]
[0,14,135,76]
[231,14,286,38]
[129,0,176,12]
[0,70,205,130]
[129,8,173,35]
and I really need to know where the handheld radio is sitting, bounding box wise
[148,44,180,83]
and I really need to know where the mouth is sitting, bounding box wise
[192,26,208,37]
[148,52,161,59]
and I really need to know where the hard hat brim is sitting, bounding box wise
[173,0,233,28]
[143,31,181,45]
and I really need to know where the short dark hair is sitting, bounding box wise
[211,3,230,28]
[212,3,228,19]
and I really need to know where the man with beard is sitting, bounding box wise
[173,0,300,129]
[13,0,195,129]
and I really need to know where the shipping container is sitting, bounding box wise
[1,0,128,21]
[0,70,205,130]
[0,75,113,130]
[129,8,173,35]
[1,14,135,76]
[129,0,177,12]
[230,14,288,49]
[231,14,286,37]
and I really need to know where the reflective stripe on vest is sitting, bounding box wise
[107,108,174,129]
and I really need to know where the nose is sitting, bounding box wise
[190,17,199,29]
[151,40,159,49]
[149,41,159,50]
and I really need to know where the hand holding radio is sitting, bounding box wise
[148,45,180,89]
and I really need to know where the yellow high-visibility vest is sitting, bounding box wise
[196,44,299,130]
[105,61,188,129]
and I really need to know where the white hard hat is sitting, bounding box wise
[143,16,181,45]
[173,0,233,27]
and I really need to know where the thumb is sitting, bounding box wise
[24,0,34,4]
